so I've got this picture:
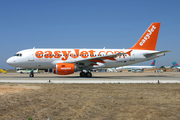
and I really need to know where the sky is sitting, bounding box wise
[0,0,180,69]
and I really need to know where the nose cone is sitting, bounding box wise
[6,57,15,66]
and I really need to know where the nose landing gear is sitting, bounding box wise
[29,71,34,77]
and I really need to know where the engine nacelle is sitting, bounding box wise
[54,63,77,75]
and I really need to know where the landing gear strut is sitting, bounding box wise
[29,70,34,77]
[80,71,92,77]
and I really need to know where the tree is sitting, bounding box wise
[160,66,165,68]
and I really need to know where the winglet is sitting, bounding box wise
[129,23,161,51]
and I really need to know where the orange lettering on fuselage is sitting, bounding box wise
[61,51,71,61]
[99,51,105,56]
[89,50,96,57]
[35,51,43,58]
[70,49,79,58]
[44,51,53,58]
[54,51,61,58]
[106,51,113,55]
[81,51,88,58]
[35,49,129,61]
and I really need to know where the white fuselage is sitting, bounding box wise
[6,48,164,70]
[174,67,180,69]
[116,66,156,70]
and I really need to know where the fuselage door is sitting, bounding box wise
[28,50,34,61]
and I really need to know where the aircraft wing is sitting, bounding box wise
[66,50,132,63]
[52,50,132,67]
[144,50,171,58]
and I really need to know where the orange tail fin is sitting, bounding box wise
[129,23,161,50]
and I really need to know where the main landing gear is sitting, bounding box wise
[29,71,34,77]
[80,71,92,77]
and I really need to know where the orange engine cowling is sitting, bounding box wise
[54,63,76,75]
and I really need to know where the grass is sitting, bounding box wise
[27,116,32,120]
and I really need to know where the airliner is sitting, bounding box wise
[172,62,180,69]
[115,60,156,71]
[6,23,170,77]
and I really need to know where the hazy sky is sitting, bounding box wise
[1,0,179,69]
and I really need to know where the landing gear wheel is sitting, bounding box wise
[29,74,34,77]
[29,70,34,77]
[86,72,92,77]
[80,72,86,77]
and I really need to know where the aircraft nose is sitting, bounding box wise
[6,57,15,66]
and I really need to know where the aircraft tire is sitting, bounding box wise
[86,72,92,77]
[29,74,34,77]
[80,72,86,77]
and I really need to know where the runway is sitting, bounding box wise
[0,72,180,84]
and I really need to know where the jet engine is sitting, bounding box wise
[53,63,77,75]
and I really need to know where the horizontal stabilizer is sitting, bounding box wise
[144,50,171,58]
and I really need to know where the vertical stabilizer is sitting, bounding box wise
[172,62,180,67]
[150,60,156,66]
[130,23,161,50]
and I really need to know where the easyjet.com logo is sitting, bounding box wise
[139,25,156,46]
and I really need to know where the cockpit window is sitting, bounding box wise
[14,53,22,57]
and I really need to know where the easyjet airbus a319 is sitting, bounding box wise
[7,23,170,77]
